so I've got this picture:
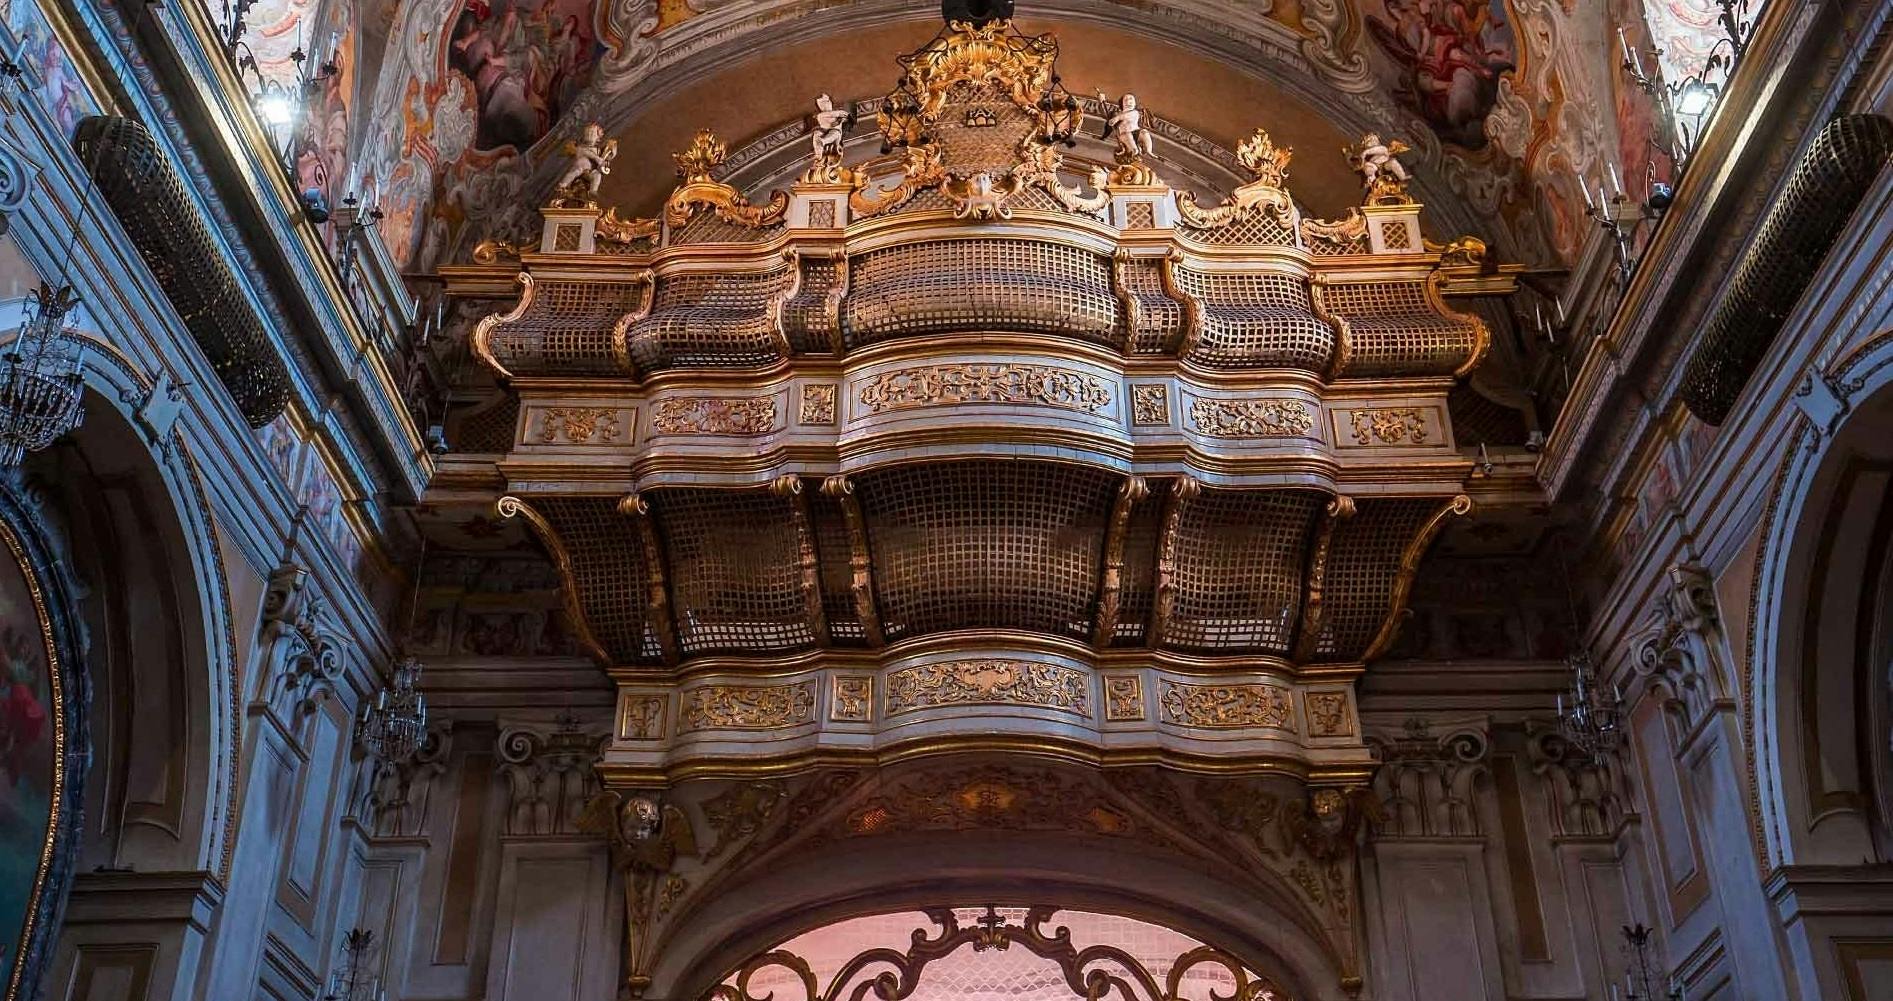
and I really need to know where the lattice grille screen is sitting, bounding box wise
[810,489,868,646]
[487,279,645,377]
[1121,258,1183,354]
[1109,487,1165,647]
[1320,280,1480,378]
[626,268,795,371]
[1188,209,1299,247]
[1161,487,1323,652]
[647,488,818,654]
[856,461,1118,639]
[781,257,842,353]
[844,240,1119,347]
[1311,497,1440,660]
[450,395,519,454]
[1171,267,1335,371]
[532,496,658,664]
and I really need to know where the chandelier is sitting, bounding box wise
[355,655,428,763]
[0,283,87,466]
[1556,650,1622,757]
[319,928,384,1001]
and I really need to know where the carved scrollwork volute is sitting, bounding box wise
[1630,563,1726,726]
[1366,719,1490,839]
[0,137,37,232]
[495,719,608,837]
[258,562,346,719]
[354,722,453,839]
[1524,724,1623,839]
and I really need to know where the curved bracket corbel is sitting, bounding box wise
[1360,494,1472,662]
[495,495,614,665]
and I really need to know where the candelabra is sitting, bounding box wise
[1612,924,1683,1000]
[0,284,87,466]
[356,656,427,764]
[320,928,386,1001]
[1617,0,1756,169]
[1556,650,1622,758]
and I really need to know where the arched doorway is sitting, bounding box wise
[709,907,1292,1001]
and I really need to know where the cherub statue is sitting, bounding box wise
[578,790,699,871]
[806,94,854,182]
[552,122,619,207]
[1345,132,1413,205]
[1104,93,1155,162]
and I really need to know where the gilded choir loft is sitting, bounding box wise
[0,0,1887,999]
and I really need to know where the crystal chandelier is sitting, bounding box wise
[1615,923,1684,1000]
[355,655,427,763]
[0,283,87,466]
[319,928,385,1001]
[1557,650,1623,757]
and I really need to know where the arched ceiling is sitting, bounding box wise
[349,0,1645,275]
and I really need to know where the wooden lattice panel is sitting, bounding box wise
[857,461,1118,640]
[532,496,660,664]
[485,278,647,377]
[1160,487,1324,653]
[1309,497,1441,661]
[625,267,798,372]
[1320,280,1482,378]
[1171,267,1336,372]
[844,239,1119,348]
[647,489,818,655]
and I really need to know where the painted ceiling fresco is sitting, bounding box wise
[279,0,1731,274]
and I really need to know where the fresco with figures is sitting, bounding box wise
[0,532,55,993]
[331,0,1702,271]
[1364,0,1518,150]
[3,0,100,136]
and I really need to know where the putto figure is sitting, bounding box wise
[1105,93,1155,161]
[806,94,854,181]
[1346,132,1414,204]
[551,121,619,206]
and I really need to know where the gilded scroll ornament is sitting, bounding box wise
[848,142,949,218]
[1188,398,1315,439]
[1305,692,1352,737]
[1158,680,1295,730]
[1348,408,1429,445]
[857,364,1111,414]
[680,682,816,731]
[831,676,872,722]
[943,170,1024,220]
[1176,128,1294,230]
[1104,675,1144,721]
[1130,385,1170,426]
[651,396,778,435]
[798,384,838,425]
[704,907,1288,1001]
[1426,235,1489,267]
[1012,137,1110,215]
[596,207,659,246]
[536,407,623,444]
[665,129,790,229]
[885,660,1090,716]
[471,238,523,264]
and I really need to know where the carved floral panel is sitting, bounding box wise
[1188,398,1316,439]
[857,364,1111,415]
[680,681,816,731]
[650,396,778,435]
[1157,680,1295,730]
[885,660,1090,717]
